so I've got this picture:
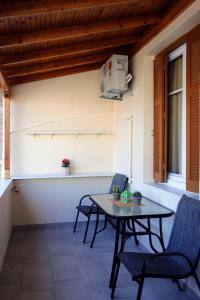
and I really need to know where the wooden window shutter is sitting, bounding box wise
[186,25,200,193]
[153,53,167,182]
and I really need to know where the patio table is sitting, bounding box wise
[89,194,174,288]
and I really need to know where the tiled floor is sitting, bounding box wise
[0,222,198,300]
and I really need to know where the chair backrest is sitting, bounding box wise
[109,173,128,194]
[167,195,200,267]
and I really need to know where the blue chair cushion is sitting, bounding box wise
[76,205,104,216]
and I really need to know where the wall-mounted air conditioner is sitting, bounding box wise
[100,54,132,100]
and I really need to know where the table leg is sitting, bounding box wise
[147,218,166,252]
[127,219,139,246]
[147,218,158,253]
[159,217,165,251]
[110,220,126,298]
[96,215,107,234]
[109,219,120,288]
[119,220,126,252]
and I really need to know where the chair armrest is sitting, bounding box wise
[78,192,108,207]
[78,194,91,206]
[142,251,194,276]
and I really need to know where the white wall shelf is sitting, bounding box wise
[27,131,113,137]
[11,172,114,180]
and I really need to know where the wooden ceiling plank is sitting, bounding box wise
[1,34,139,66]
[8,62,103,86]
[0,14,160,48]
[2,0,194,86]
[130,0,196,55]
[0,0,141,19]
[6,50,122,78]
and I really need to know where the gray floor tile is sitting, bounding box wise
[45,229,69,242]
[10,231,28,243]
[0,285,21,300]
[50,255,82,281]
[54,279,84,291]
[5,241,29,261]
[48,241,74,257]
[54,280,87,300]
[22,262,53,290]
[21,290,55,300]
[0,260,23,286]
[55,289,87,300]
[25,243,50,263]
[26,230,52,243]
[0,224,199,300]
[25,228,69,244]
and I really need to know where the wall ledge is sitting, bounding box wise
[0,179,13,199]
[11,172,114,180]
[144,182,199,199]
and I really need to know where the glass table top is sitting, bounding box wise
[90,194,173,219]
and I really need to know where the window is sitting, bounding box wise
[153,25,199,193]
[167,45,186,189]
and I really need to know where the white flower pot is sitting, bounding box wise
[62,167,70,176]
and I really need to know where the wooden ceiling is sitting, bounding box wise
[0,0,196,91]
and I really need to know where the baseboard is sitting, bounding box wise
[0,225,12,270]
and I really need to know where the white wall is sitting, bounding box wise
[114,0,200,208]
[11,70,114,176]
[114,1,200,296]
[12,176,112,225]
[0,181,13,269]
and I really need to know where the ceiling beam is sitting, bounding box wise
[130,0,196,55]
[1,34,139,66]
[0,0,141,19]
[0,14,160,48]
[8,62,102,86]
[0,68,10,96]
[6,50,120,78]
[4,93,10,178]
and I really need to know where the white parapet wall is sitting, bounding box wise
[0,180,13,269]
[12,174,113,225]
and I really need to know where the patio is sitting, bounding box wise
[0,1,199,300]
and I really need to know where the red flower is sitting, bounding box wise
[61,158,70,167]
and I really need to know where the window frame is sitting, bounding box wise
[153,25,199,194]
[167,44,186,190]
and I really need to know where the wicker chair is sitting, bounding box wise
[111,195,200,300]
[73,173,128,243]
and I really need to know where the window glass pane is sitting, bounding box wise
[168,56,183,92]
[168,92,182,174]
